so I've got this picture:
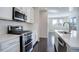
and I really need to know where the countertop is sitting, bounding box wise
[0,34,20,43]
[55,30,79,49]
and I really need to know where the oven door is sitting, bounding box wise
[24,41,33,52]
[21,33,33,52]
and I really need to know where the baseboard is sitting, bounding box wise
[39,37,47,39]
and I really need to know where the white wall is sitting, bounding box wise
[32,7,48,44]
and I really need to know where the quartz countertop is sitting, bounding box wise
[55,30,79,49]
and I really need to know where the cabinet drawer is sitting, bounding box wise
[0,38,19,50]
[1,43,20,52]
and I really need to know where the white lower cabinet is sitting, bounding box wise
[67,45,79,52]
[0,37,20,52]
[2,43,19,52]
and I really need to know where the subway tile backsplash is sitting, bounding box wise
[0,20,33,34]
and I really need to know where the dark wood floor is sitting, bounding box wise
[38,38,47,52]
[32,33,55,52]
[32,38,47,52]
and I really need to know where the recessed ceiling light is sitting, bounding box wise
[69,7,73,12]
[48,10,58,13]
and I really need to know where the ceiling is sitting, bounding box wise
[48,7,69,14]
[48,7,70,18]
[48,7,79,18]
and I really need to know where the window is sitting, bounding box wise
[52,19,64,26]
[59,19,63,24]
[74,18,77,23]
[70,17,77,25]
[52,19,57,25]
[70,17,77,30]
[70,19,73,23]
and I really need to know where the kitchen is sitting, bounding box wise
[48,7,79,52]
[0,0,79,59]
[0,7,47,52]
[0,7,79,52]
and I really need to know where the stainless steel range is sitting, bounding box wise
[7,25,33,52]
[20,31,33,52]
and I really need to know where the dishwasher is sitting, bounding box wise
[58,36,67,52]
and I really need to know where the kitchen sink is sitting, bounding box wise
[58,31,71,34]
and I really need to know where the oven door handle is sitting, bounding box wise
[24,41,32,47]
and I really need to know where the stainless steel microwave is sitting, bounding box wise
[12,7,26,22]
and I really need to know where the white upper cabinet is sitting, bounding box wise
[15,7,34,23]
[15,7,22,10]
[0,7,34,23]
[0,7,12,20]
[16,7,24,14]
[22,7,27,20]
[26,7,34,23]
[22,7,27,15]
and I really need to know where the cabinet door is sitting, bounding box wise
[15,7,24,14]
[0,37,20,52]
[23,7,27,15]
[26,7,34,23]
[2,43,20,52]
[0,7,12,20]
[16,7,23,11]
[22,7,27,21]
[30,8,34,23]
[0,37,19,50]
[26,7,31,23]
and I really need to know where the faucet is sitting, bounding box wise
[63,22,71,33]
